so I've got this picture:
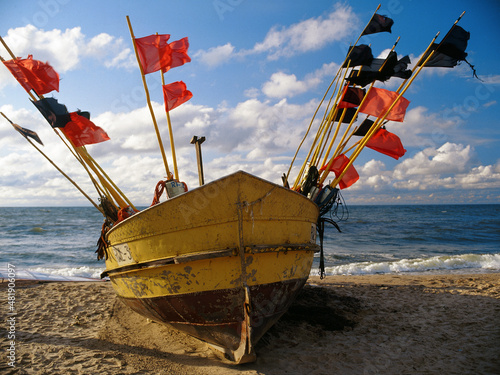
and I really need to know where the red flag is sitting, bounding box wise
[163,37,191,72]
[366,128,406,159]
[3,55,59,95]
[338,85,365,108]
[61,112,110,147]
[358,87,410,122]
[163,81,193,111]
[134,34,172,74]
[320,154,359,189]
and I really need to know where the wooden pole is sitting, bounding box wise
[0,37,39,103]
[287,3,382,187]
[126,15,171,179]
[0,112,103,212]
[1,34,135,212]
[81,149,137,211]
[329,46,440,189]
[161,71,179,180]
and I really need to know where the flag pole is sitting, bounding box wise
[287,3,381,187]
[0,112,103,212]
[126,15,172,180]
[291,60,351,189]
[392,11,464,94]
[329,45,439,189]
[287,68,340,188]
[1,37,119,208]
[2,34,134,213]
[406,11,466,79]
[329,37,400,159]
[161,71,179,180]
[309,62,354,169]
[83,149,138,211]
[316,58,372,174]
[317,35,401,185]
[0,38,39,103]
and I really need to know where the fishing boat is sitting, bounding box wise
[101,171,319,363]
[1,4,472,365]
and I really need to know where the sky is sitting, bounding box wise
[0,0,499,207]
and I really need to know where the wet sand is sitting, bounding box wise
[1,273,499,374]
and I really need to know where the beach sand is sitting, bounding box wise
[1,273,499,374]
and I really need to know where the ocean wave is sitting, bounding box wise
[322,253,500,276]
[27,266,105,279]
[29,227,47,233]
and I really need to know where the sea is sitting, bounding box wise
[0,204,499,280]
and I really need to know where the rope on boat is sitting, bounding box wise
[317,217,341,279]
[316,187,346,279]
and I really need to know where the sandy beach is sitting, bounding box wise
[1,273,499,374]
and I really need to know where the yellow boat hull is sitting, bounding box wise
[103,171,319,363]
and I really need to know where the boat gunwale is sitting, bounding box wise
[105,170,319,240]
[102,242,320,278]
[107,215,318,244]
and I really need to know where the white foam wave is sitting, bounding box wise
[27,266,105,280]
[322,253,500,276]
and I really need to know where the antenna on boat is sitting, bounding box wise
[190,136,206,186]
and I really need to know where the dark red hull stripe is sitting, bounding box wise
[118,277,307,350]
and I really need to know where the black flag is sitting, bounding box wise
[353,119,375,136]
[419,25,470,68]
[32,97,71,128]
[362,14,394,36]
[346,52,412,87]
[334,107,358,123]
[343,45,374,68]
[12,123,44,145]
[32,97,91,128]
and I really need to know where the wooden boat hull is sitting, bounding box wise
[103,171,319,363]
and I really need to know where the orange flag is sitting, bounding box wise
[61,112,110,147]
[163,81,193,111]
[135,34,172,74]
[358,87,410,122]
[3,55,59,95]
[321,154,359,189]
[163,37,191,72]
[366,128,406,160]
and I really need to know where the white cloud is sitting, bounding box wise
[330,142,500,205]
[384,143,500,191]
[394,143,472,179]
[262,62,339,98]
[1,96,499,206]
[194,43,235,68]
[262,72,308,98]
[478,74,500,85]
[194,4,357,68]
[0,25,133,88]
[251,4,357,60]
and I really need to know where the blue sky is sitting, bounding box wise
[0,0,499,206]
